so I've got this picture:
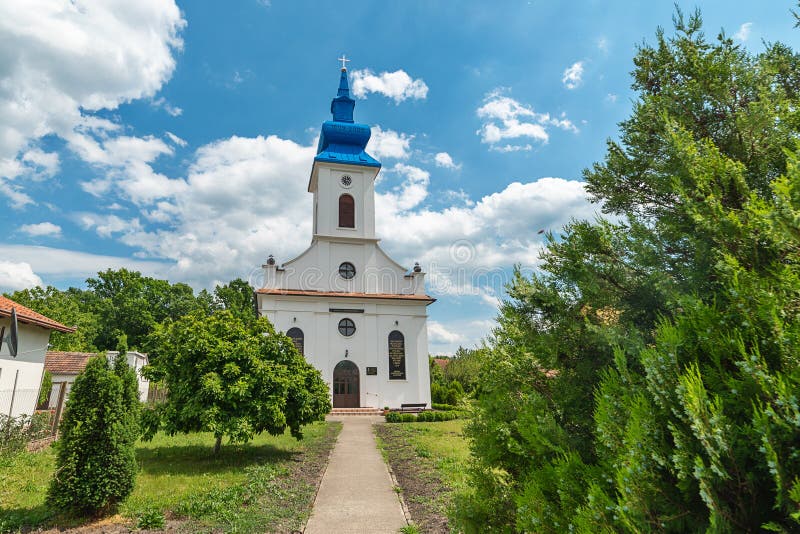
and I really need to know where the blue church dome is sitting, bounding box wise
[315,67,381,168]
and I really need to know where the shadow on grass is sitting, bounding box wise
[136,442,297,477]
[0,503,53,532]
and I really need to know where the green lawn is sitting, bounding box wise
[375,419,471,532]
[0,421,340,533]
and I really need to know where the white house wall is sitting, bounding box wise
[0,320,51,417]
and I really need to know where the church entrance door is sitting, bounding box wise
[333,360,359,408]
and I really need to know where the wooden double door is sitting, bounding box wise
[333,360,359,408]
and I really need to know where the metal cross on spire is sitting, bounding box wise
[338,54,350,70]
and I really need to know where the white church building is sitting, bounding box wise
[255,64,434,410]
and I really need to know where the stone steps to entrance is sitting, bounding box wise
[330,407,383,416]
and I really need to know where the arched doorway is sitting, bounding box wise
[333,360,359,408]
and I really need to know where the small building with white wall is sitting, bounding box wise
[255,65,434,410]
[44,350,150,407]
[0,295,76,418]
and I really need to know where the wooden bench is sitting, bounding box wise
[400,403,427,413]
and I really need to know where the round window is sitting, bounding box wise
[338,318,356,337]
[339,262,356,279]
[340,175,352,187]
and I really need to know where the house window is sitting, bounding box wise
[338,318,356,337]
[339,194,355,228]
[339,262,356,280]
[286,327,304,355]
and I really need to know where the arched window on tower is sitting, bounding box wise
[286,327,304,356]
[339,194,355,228]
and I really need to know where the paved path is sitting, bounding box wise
[304,416,407,534]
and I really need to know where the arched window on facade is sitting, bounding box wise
[286,327,304,356]
[388,330,406,380]
[339,194,355,228]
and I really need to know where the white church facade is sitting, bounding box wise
[255,64,434,409]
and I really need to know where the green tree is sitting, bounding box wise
[208,278,256,319]
[48,355,139,514]
[144,311,330,453]
[456,9,800,533]
[86,268,201,350]
[5,286,99,351]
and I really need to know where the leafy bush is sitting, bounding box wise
[0,414,31,455]
[144,311,330,452]
[0,411,55,455]
[136,508,166,530]
[385,410,467,423]
[432,403,458,411]
[48,355,140,514]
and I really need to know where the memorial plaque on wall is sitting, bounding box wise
[388,330,406,380]
[286,327,304,356]
[366,366,377,375]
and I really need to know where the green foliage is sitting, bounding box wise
[87,268,202,350]
[48,355,139,514]
[443,347,485,393]
[135,508,166,530]
[385,410,466,423]
[198,278,257,320]
[37,370,52,407]
[144,311,330,451]
[5,286,98,351]
[456,10,800,533]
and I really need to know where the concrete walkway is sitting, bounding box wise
[304,416,407,534]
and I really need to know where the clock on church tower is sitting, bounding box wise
[255,60,434,411]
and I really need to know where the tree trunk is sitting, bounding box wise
[214,434,222,454]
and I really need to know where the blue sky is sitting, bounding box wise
[1,1,798,353]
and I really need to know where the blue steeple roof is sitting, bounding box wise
[315,67,381,168]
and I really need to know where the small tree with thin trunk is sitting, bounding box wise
[143,310,330,453]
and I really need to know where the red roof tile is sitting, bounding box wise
[0,296,77,333]
[255,288,436,304]
[433,358,450,369]
[44,351,97,374]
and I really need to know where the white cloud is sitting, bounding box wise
[165,131,187,147]
[597,37,610,54]
[0,261,43,291]
[22,149,60,178]
[434,152,460,170]
[606,93,618,104]
[367,126,412,160]
[428,321,465,345]
[735,22,752,41]
[151,96,183,116]
[78,135,316,287]
[0,0,185,206]
[562,61,584,89]
[476,89,578,151]
[19,222,61,238]
[350,69,428,103]
[0,244,169,285]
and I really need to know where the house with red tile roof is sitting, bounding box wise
[44,350,150,406]
[0,295,75,418]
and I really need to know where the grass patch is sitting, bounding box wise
[0,421,341,533]
[375,419,469,533]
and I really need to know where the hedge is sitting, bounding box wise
[385,410,468,423]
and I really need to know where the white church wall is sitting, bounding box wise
[259,295,431,409]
